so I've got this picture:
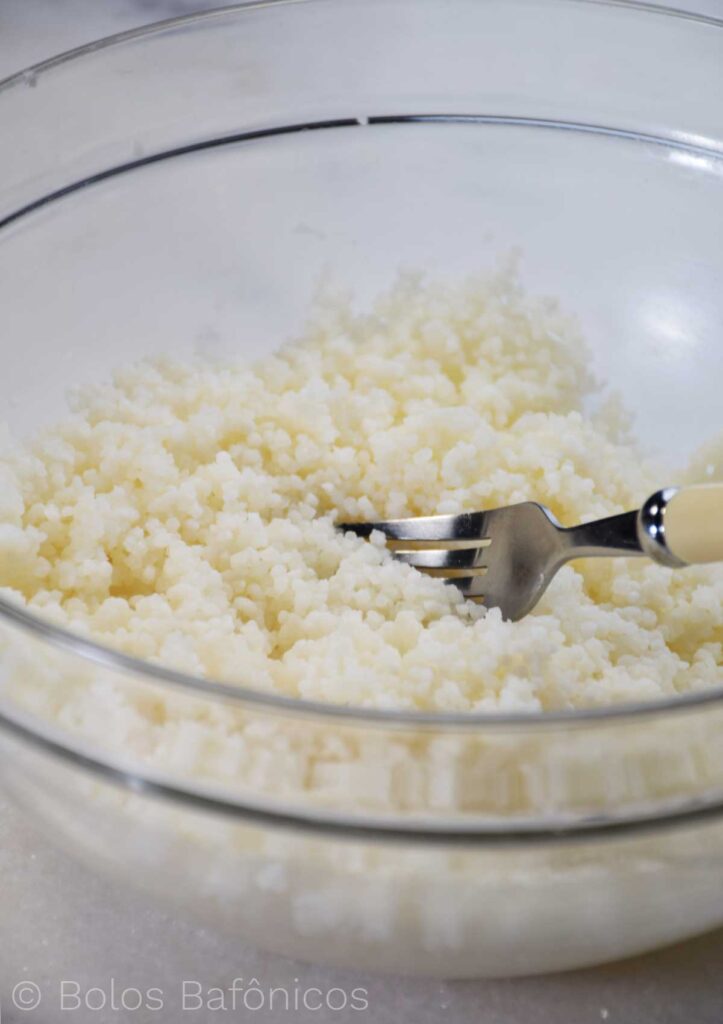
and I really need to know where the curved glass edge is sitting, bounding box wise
[4,701,723,844]
[0,0,721,99]
[2,583,723,730]
[4,111,723,236]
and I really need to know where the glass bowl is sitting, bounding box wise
[1,0,722,978]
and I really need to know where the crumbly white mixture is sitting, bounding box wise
[0,268,721,711]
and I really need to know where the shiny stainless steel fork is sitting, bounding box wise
[339,484,723,620]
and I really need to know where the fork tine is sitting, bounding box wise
[339,509,498,545]
[393,548,489,575]
[446,576,487,600]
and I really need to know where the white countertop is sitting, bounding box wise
[2,3,723,1022]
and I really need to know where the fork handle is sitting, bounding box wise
[639,484,723,567]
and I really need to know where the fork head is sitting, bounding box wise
[339,502,564,621]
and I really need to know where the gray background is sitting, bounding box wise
[1,2,723,1021]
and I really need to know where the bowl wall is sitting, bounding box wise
[1,0,723,976]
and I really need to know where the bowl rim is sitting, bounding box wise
[0,0,722,840]
[6,695,723,845]
[3,585,723,730]
[0,0,721,103]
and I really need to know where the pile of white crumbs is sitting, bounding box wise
[0,267,720,711]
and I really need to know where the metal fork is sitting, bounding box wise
[339,484,723,620]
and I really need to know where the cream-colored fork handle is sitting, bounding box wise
[665,483,723,565]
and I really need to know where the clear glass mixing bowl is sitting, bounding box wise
[0,0,722,978]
